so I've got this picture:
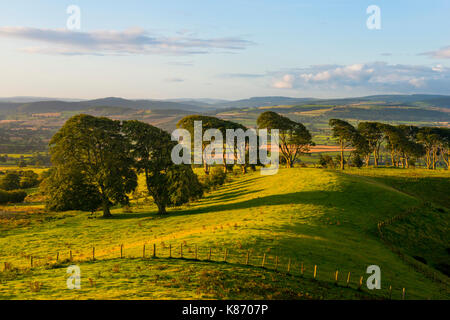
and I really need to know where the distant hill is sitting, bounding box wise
[0,94,449,122]
[0,97,207,115]
[214,96,315,109]
[306,95,450,108]
[0,96,84,103]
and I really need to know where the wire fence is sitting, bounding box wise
[377,202,450,290]
[1,241,424,300]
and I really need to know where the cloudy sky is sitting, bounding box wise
[0,0,450,99]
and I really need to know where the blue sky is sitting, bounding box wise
[0,0,450,99]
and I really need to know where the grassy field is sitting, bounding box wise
[0,167,449,299]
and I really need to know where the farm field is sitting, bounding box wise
[0,167,449,300]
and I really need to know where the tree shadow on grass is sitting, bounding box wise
[201,188,264,203]
[222,176,264,189]
[112,189,338,220]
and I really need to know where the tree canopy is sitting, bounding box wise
[123,120,203,214]
[257,111,313,168]
[329,119,359,170]
[48,114,137,217]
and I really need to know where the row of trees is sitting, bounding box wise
[41,113,447,216]
[43,112,314,217]
[0,170,40,190]
[0,189,27,205]
[0,153,50,167]
[329,119,450,170]
[176,112,314,172]
[42,115,203,217]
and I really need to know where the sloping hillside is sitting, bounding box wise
[0,168,448,299]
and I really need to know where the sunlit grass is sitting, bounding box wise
[0,167,448,299]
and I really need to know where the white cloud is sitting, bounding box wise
[272,74,294,88]
[432,64,444,72]
[270,62,450,94]
[421,46,450,59]
[0,26,253,56]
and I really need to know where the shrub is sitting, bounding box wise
[350,153,364,168]
[0,189,27,204]
[0,173,21,191]
[210,166,227,186]
[200,166,227,191]
[318,155,335,168]
[20,171,40,189]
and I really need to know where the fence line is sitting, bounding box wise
[0,241,415,300]
[377,202,450,291]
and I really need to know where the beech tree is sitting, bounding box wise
[48,114,137,217]
[357,122,384,167]
[177,115,249,174]
[417,127,443,170]
[329,119,359,170]
[438,128,450,169]
[177,115,226,174]
[41,167,102,213]
[123,120,203,215]
[257,111,313,168]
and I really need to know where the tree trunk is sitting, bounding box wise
[156,201,167,215]
[443,151,449,169]
[426,150,432,169]
[365,155,370,167]
[432,150,437,170]
[340,140,345,170]
[222,152,228,173]
[373,151,378,167]
[241,164,247,174]
[287,158,294,168]
[204,162,209,175]
[102,199,112,218]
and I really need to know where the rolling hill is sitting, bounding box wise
[0,168,448,299]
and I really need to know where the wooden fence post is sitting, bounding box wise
[245,251,250,265]
[335,270,339,285]
[346,272,351,287]
[153,244,156,258]
[143,244,145,258]
[224,248,228,262]
[261,253,266,268]
[313,265,317,280]
[388,285,392,300]
[92,247,95,261]
[169,244,172,258]
[208,248,212,261]
[120,245,123,259]
[180,243,183,258]
[275,256,279,271]
[301,262,304,276]
[56,252,59,263]
[30,256,33,268]
[358,276,363,290]
[402,288,406,300]
[287,258,291,273]
[70,250,73,261]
